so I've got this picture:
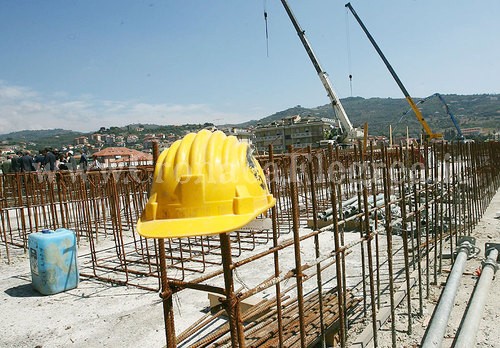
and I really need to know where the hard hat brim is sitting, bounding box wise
[136,199,275,239]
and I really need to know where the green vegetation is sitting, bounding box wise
[0,94,498,150]
[247,94,499,139]
[0,129,84,151]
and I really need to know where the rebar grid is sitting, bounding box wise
[1,141,499,348]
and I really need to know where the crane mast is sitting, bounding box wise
[280,0,356,138]
[345,2,442,140]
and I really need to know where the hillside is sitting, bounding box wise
[0,94,498,149]
[241,94,500,139]
[0,129,84,150]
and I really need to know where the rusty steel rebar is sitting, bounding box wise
[1,142,500,348]
[396,144,413,334]
[381,144,397,348]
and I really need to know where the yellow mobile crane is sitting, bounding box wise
[345,3,442,140]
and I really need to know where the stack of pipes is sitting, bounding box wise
[317,194,395,222]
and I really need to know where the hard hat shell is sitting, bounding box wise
[137,129,275,238]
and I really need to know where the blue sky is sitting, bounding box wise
[1,0,499,134]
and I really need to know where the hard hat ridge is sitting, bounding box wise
[137,129,275,238]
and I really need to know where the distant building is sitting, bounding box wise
[223,127,254,145]
[115,136,125,145]
[254,115,338,154]
[0,147,14,155]
[91,147,153,167]
[74,136,89,145]
[104,134,115,145]
[91,133,103,142]
[143,134,164,149]
[126,135,139,144]
[94,140,105,149]
[461,127,482,136]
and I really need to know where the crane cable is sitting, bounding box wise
[398,97,428,123]
[264,0,269,57]
[393,96,429,135]
[345,8,353,97]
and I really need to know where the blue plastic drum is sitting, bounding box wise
[28,228,79,295]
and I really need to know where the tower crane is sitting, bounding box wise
[345,2,442,141]
[280,0,363,143]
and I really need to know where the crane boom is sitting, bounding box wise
[280,0,355,137]
[415,93,465,140]
[345,2,442,140]
[434,93,464,140]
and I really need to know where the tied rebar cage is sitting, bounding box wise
[1,141,499,347]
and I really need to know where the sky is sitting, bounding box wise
[0,0,499,135]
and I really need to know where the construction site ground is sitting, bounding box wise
[371,188,500,348]
[1,189,500,348]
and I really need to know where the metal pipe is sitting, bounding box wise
[421,238,474,348]
[454,247,499,348]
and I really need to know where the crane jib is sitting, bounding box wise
[345,2,442,140]
[280,0,355,136]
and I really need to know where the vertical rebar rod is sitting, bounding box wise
[370,142,381,309]
[405,145,416,271]
[396,145,412,334]
[288,146,307,348]
[439,142,444,274]
[327,144,346,348]
[445,143,453,265]
[450,144,457,252]
[424,143,430,299]
[152,141,177,348]
[268,145,284,348]
[470,143,479,225]
[353,144,368,317]
[335,146,349,326]
[433,143,439,285]
[219,232,245,348]
[411,144,424,315]
[307,146,326,348]
[0,175,11,262]
[360,143,379,348]
[381,144,396,348]
[466,144,473,236]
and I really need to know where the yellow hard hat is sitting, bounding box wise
[137,129,275,238]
